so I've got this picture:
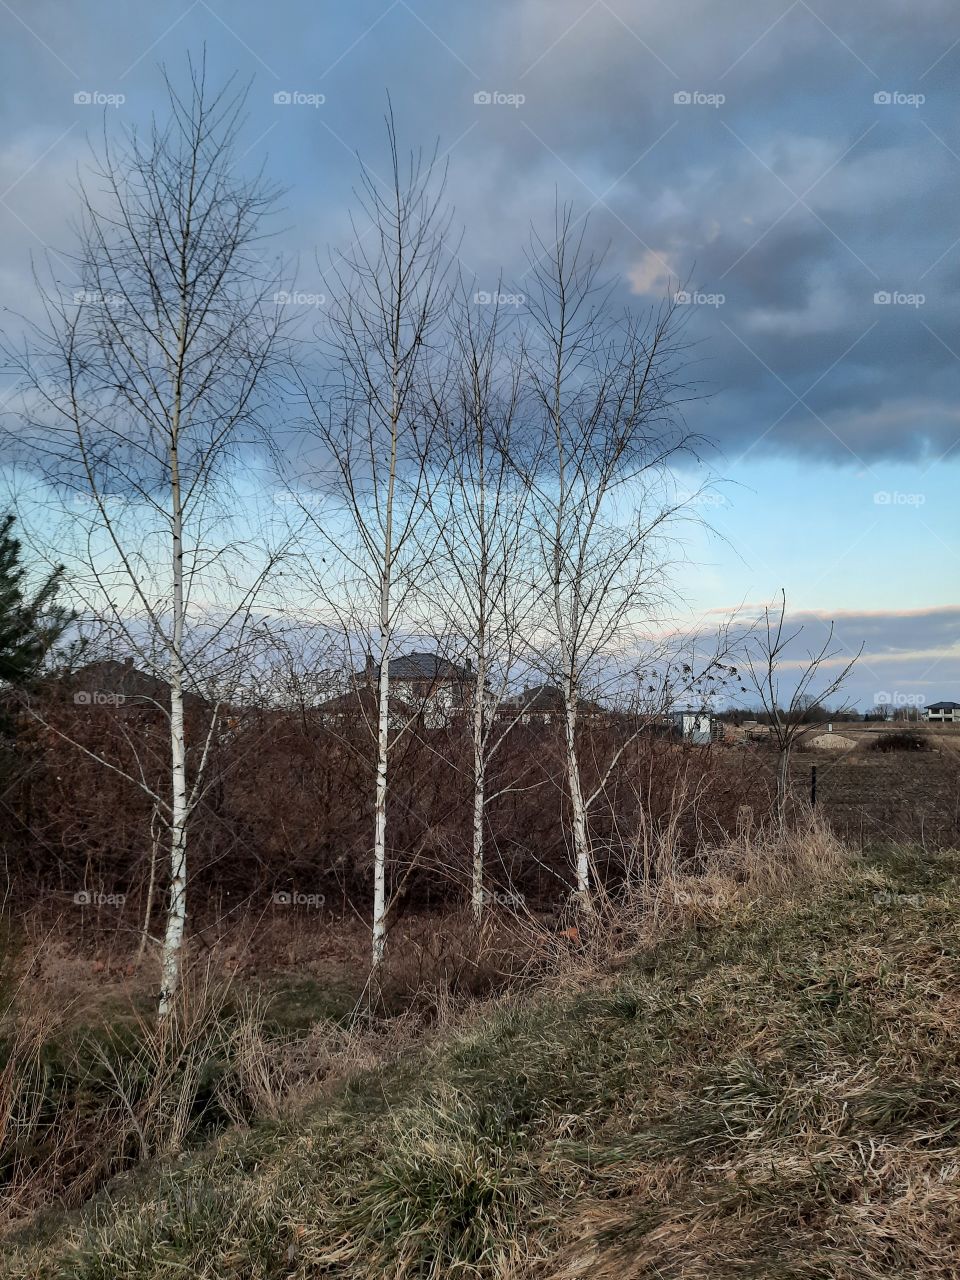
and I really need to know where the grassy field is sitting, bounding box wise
[3,839,959,1279]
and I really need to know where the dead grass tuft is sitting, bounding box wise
[8,833,960,1279]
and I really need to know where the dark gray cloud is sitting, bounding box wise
[0,0,957,469]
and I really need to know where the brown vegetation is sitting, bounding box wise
[4,693,771,922]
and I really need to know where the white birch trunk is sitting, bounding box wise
[371,373,399,971]
[563,689,592,905]
[159,446,188,1014]
[371,646,390,967]
[136,808,161,966]
[159,300,189,1017]
[471,655,487,922]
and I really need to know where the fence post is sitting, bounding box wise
[810,764,817,808]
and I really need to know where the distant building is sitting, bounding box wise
[318,651,475,729]
[670,709,714,744]
[922,701,960,724]
[496,684,605,727]
[65,658,207,712]
[387,652,475,719]
[497,683,566,726]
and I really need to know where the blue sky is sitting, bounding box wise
[0,0,957,708]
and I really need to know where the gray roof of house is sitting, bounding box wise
[68,659,206,707]
[926,701,960,710]
[498,683,564,711]
[386,652,471,681]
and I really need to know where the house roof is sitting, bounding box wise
[501,683,565,712]
[66,659,206,708]
[357,651,473,682]
[500,684,604,715]
[926,701,960,711]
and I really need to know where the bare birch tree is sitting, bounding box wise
[2,58,287,1012]
[295,115,452,968]
[744,590,861,822]
[518,208,698,908]
[422,285,540,922]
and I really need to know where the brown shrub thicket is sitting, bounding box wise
[3,694,772,923]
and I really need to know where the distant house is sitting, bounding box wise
[318,651,475,729]
[497,683,566,726]
[65,658,206,712]
[496,684,605,728]
[922,701,960,724]
[387,652,475,719]
[315,683,379,726]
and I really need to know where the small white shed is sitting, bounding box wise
[671,710,713,744]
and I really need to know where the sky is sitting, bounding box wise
[0,0,956,709]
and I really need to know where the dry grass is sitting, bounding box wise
[12,816,954,1278]
[0,962,291,1235]
[538,808,849,979]
[0,893,551,1234]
